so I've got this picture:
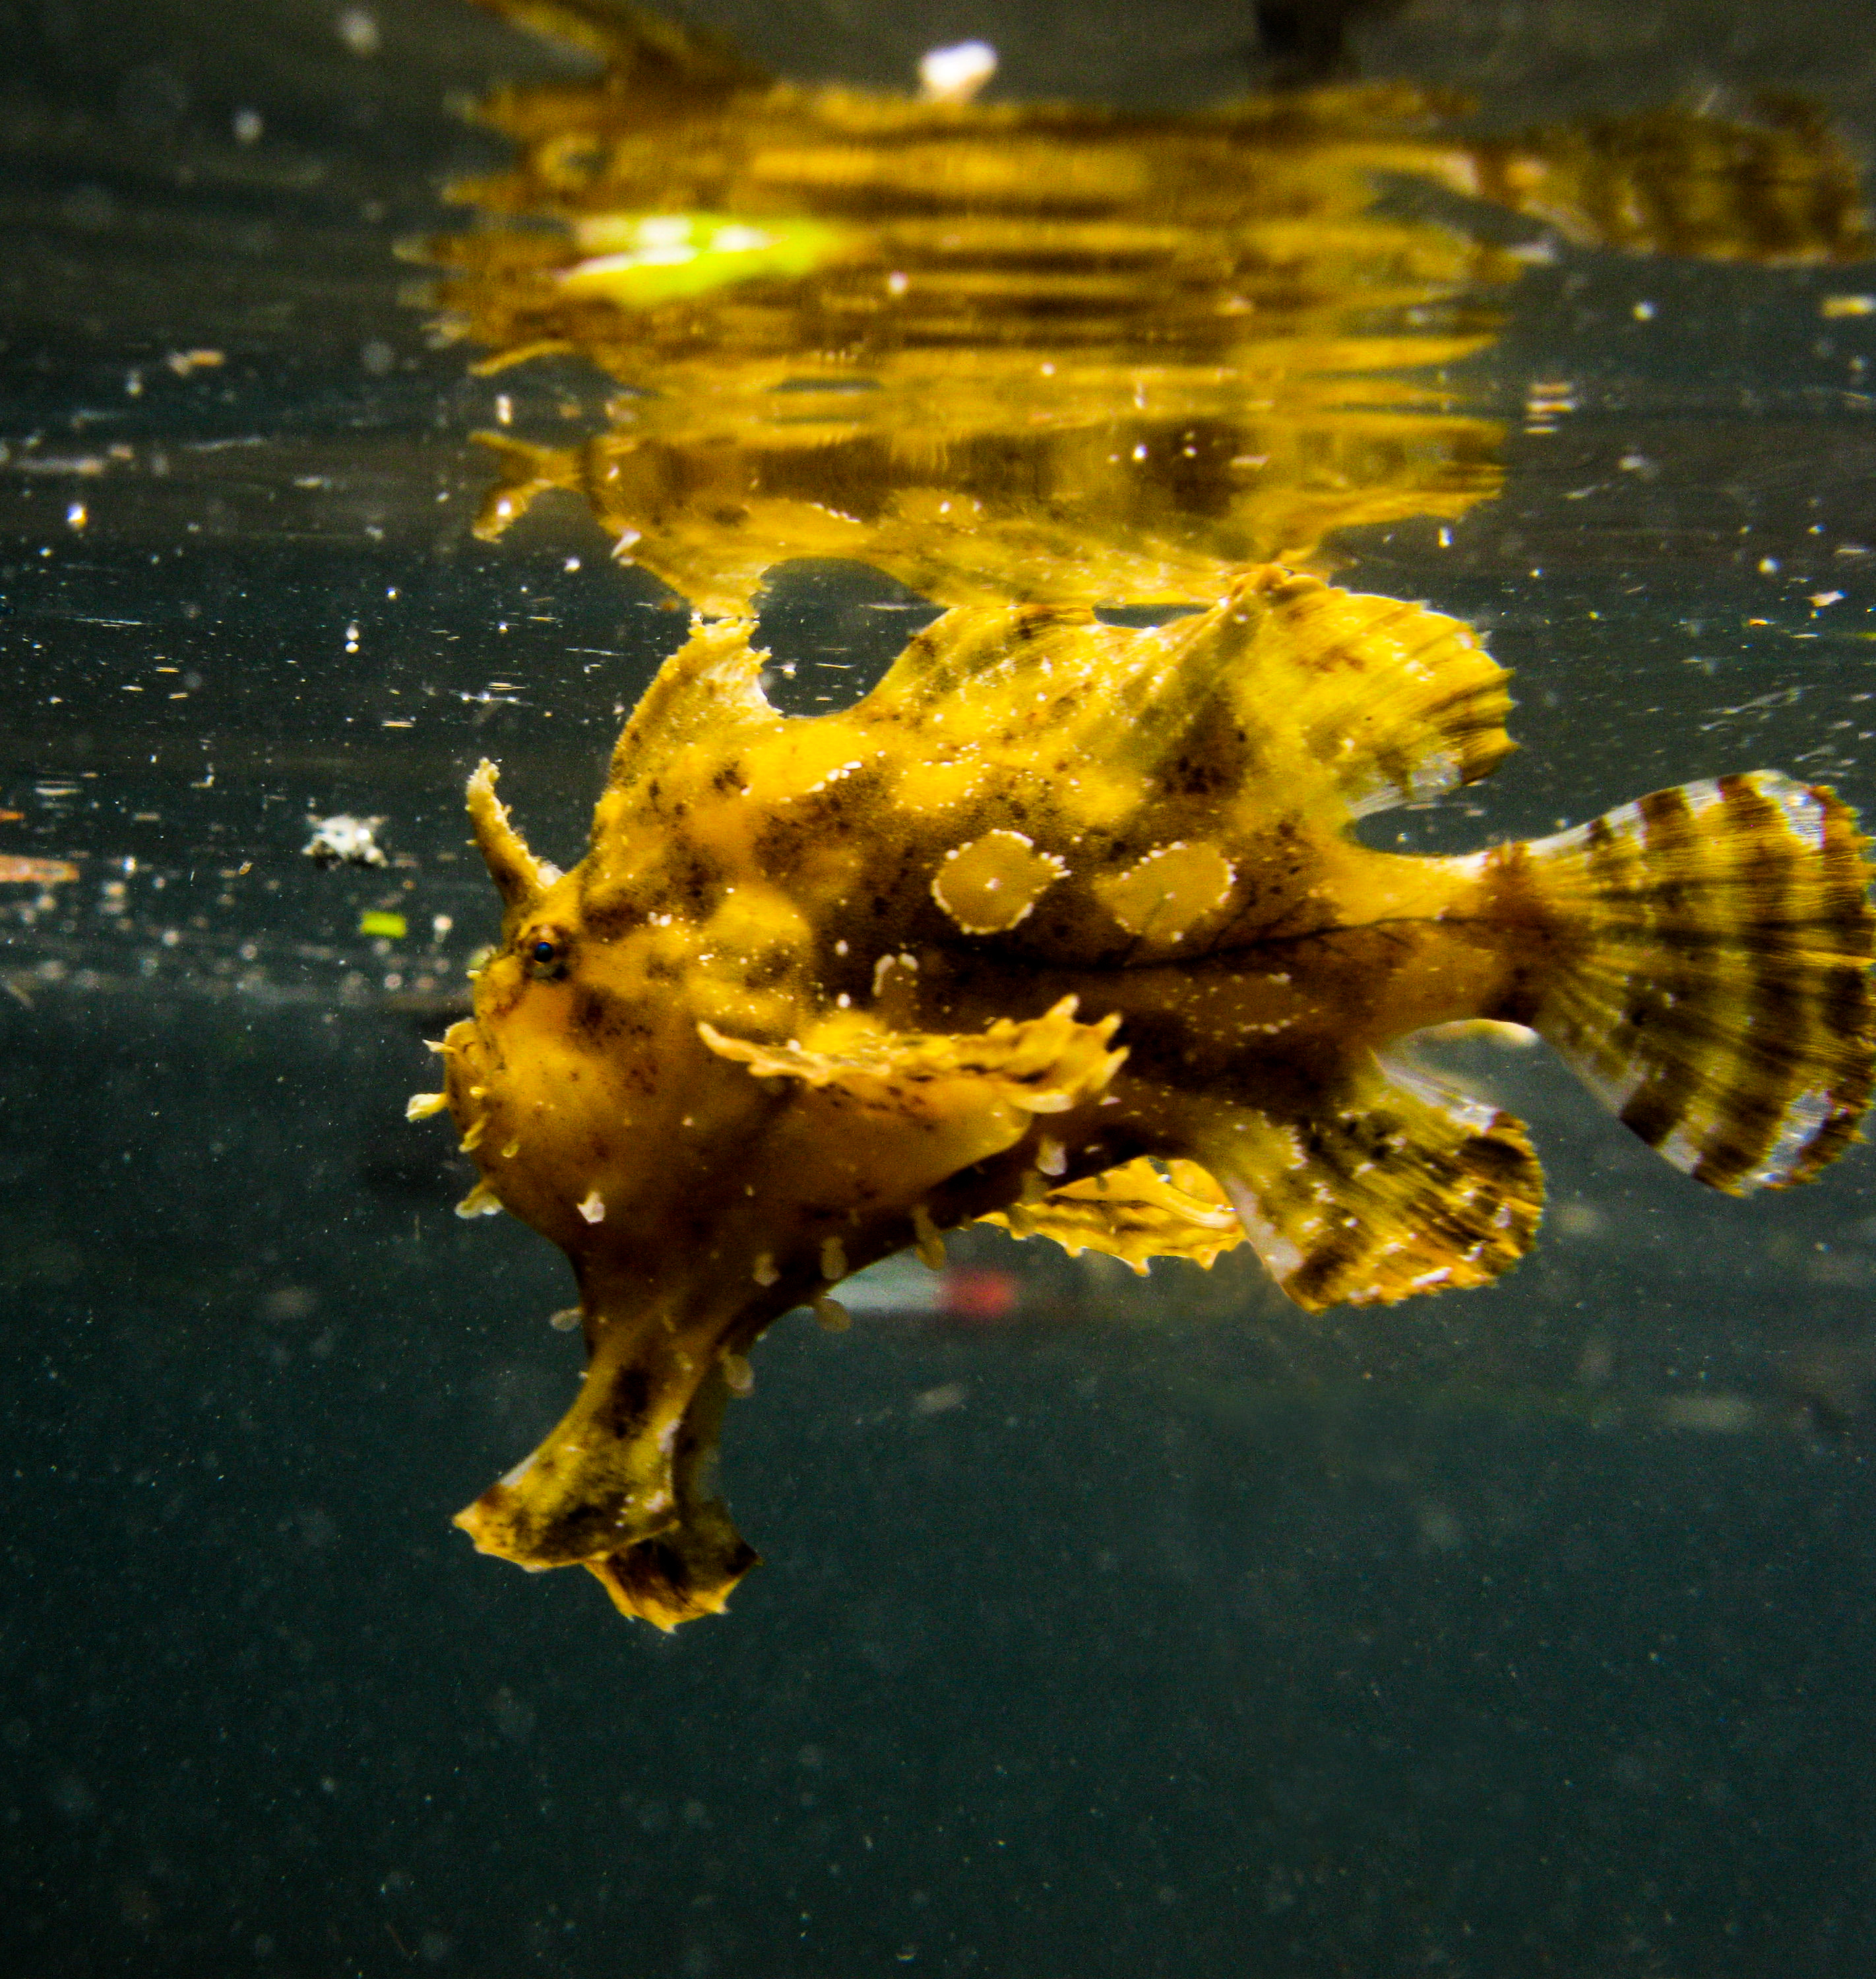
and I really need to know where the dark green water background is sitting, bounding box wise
[5,1,1876,1972]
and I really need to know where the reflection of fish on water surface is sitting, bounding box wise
[411,565,1875,1628]
[425,3,1868,614]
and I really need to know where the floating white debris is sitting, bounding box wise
[918,40,997,104]
[303,813,386,868]
[1660,1393,1760,1433]
[336,7,379,56]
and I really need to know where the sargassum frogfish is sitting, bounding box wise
[410,565,1875,1625]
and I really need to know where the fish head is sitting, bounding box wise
[443,743,854,1269]
[435,762,816,1625]
[435,745,1125,1625]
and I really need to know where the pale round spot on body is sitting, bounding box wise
[931,829,1067,935]
[1098,841,1235,942]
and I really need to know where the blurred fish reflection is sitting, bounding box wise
[413,1,1869,615]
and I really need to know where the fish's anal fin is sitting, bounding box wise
[1185,1061,1545,1311]
[980,1156,1247,1273]
[1521,771,1876,1193]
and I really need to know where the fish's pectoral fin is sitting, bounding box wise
[701,996,1124,1137]
[980,1156,1247,1273]
[1184,1058,1544,1311]
[584,1517,761,1630]
[456,1341,761,1628]
[580,1363,760,1627]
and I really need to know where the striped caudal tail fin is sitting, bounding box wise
[1524,771,1875,1192]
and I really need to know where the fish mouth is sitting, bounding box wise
[453,1302,765,1629]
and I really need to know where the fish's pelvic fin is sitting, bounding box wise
[1521,772,1876,1192]
[1189,1062,1544,1311]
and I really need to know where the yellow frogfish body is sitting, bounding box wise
[416,566,1875,1625]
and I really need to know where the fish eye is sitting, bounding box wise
[524,929,570,980]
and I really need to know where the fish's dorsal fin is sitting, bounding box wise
[605,615,776,794]
[1234,567,1515,819]
[466,0,769,97]
[1181,1057,1544,1311]
[864,600,1109,716]
[850,565,1511,843]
